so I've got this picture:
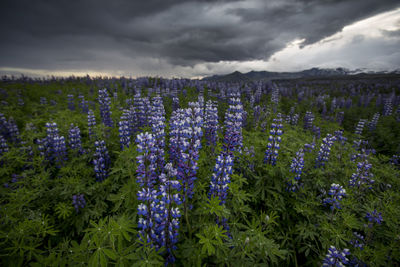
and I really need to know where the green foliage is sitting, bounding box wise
[0,78,399,266]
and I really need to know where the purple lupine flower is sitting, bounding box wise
[172,97,180,111]
[336,111,345,125]
[137,188,159,245]
[67,94,75,111]
[365,209,383,227]
[315,134,336,168]
[156,163,181,263]
[98,89,113,127]
[7,117,20,143]
[253,105,261,126]
[209,153,233,204]
[264,114,283,166]
[391,154,400,168]
[136,133,160,246]
[40,97,47,105]
[118,111,131,150]
[93,140,110,182]
[169,109,186,165]
[134,94,149,128]
[68,124,83,154]
[355,119,367,135]
[304,140,316,153]
[150,96,166,174]
[204,100,219,149]
[349,232,365,250]
[323,183,346,211]
[18,97,24,106]
[271,86,279,112]
[368,113,380,131]
[322,246,350,267]
[383,98,393,116]
[223,93,244,155]
[349,160,374,190]
[304,111,314,130]
[72,194,86,213]
[286,149,304,192]
[53,135,67,167]
[179,102,203,201]
[136,132,157,188]
[0,135,9,156]
[78,94,89,113]
[39,122,67,167]
[87,109,96,138]
[0,113,8,138]
[312,125,321,139]
[334,130,347,145]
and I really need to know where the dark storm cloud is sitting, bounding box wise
[0,0,399,73]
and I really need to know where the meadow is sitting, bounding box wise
[0,75,399,266]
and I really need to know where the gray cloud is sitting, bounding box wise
[0,0,399,76]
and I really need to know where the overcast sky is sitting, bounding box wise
[1,0,399,78]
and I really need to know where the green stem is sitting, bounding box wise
[184,195,192,238]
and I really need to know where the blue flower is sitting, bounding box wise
[323,183,346,211]
[93,140,110,182]
[366,209,383,226]
[287,149,304,192]
[322,246,350,266]
[316,134,336,168]
[72,194,86,213]
[98,89,113,127]
[264,114,283,166]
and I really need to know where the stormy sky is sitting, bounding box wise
[1,0,399,78]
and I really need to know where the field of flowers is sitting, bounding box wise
[0,75,399,266]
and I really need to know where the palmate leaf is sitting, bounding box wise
[55,202,74,220]
[196,225,228,256]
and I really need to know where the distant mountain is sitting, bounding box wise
[201,67,400,82]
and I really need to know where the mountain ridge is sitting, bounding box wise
[201,67,400,82]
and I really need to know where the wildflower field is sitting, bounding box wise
[0,75,399,266]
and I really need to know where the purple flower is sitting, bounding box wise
[366,209,383,227]
[349,160,374,190]
[78,94,89,113]
[155,163,181,263]
[223,92,244,156]
[87,109,96,138]
[136,132,157,188]
[323,183,346,211]
[322,246,350,266]
[67,94,75,111]
[39,122,67,167]
[72,194,86,213]
[204,100,219,148]
[383,98,393,116]
[150,96,166,173]
[286,149,304,192]
[134,94,149,128]
[0,135,9,156]
[349,232,365,250]
[355,119,367,135]
[68,124,83,154]
[368,113,380,131]
[304,111,314,130]
[118,111,131,150]
[209,153,233,204]
[93,140,110,182]
[316,134,336,168]
[264,114,283,166]
[98,89,113,127]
